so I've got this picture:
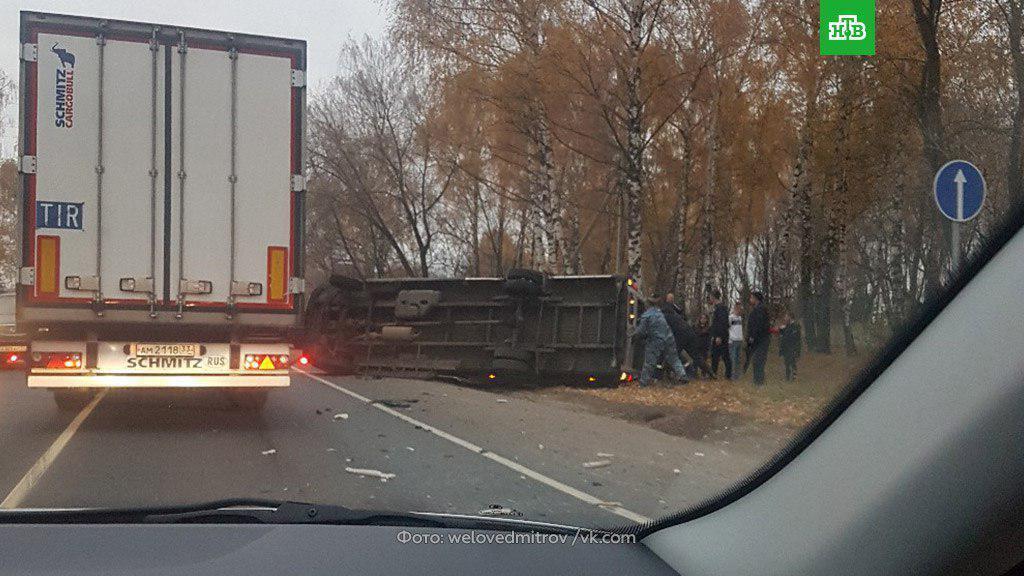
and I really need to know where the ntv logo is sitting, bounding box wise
[52,43,76,129]
[827,15,867,41]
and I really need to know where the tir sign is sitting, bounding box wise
[36,201,83,230]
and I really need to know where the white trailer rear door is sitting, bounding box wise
[22,15,304,318]
[168,44,294,311]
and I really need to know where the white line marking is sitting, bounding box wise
[298,369,651,524]
[1,390,108,509]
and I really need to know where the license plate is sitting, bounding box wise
[133,343,199,357]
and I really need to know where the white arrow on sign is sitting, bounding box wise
[953,169,967,221]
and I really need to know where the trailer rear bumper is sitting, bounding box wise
[27,374,290,388]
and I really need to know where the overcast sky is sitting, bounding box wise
[0,0,390,155]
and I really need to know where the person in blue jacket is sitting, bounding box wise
[635,294,689,387]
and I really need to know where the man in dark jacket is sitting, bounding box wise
[661,299,695,366]
[708,288,731,379]
[746,291,771,386]
[778,310,802,381]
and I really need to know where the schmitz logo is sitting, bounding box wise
[52,43,76,129]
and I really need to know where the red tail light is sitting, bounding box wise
[298,355,309,366]
[0,345,28,371]
[32,352,83,370]
[243,353,289,370]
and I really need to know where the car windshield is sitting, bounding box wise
[0,0,1019,530]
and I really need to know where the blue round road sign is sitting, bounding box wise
[933,160,986,222]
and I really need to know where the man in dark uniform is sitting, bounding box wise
[661,297,695,372]
[708,288,731,379]
[746,291,771,386]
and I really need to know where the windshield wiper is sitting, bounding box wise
[0,499,583,534]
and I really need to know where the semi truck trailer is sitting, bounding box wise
[15,12,306,410]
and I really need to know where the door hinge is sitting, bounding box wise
[65,275,101,292]
[290,69,306,88]
[290,174,306,192]
[20,155,37,174]
[19,267,35,286]
[21,43,38,62]
[289,277,306,294]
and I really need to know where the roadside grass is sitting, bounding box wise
[576,349,873,429]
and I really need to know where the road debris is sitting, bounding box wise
[345,467,396,482]
[496,398,509,404]
[479,505,523,517]
[406,446,415,451]
[596,452,615,458]
[378,399,417,409]
[582,459,612,469]
[673,468,681,474]
[694,452,705,457]
[333,413,349,420]
[326,448,337,452]
[261,449,276,456]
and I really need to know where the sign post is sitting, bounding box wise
[933,160,986,272]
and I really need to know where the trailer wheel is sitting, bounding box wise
[52,390,94,412]
[227,389,269,412]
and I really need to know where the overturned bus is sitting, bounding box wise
[302,271,643,386]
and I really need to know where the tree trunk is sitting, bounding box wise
[534,116,565,272]
[911,0,946,296]
[565,201,583,274]
[1005,0,1024,204]
[782,83,818,347]
[697,103,719,306]
[623,6,647,283]
[672,129,693,297]
[470,179,481,276]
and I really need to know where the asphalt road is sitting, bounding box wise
[0,371,765,529]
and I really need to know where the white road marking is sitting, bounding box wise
[1,390,108,508]
[298,369,651,524]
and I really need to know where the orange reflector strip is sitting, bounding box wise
[267,246,287,303]
[36,235,60,298]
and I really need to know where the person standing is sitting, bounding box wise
[778,310,802,381]
[635,295,689,387]
[665,292,684,317]
[661,298,696,372]
[692,314,713,379]
[728,301,744,380]
[746,291,771,386]
[708,288,731,379]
